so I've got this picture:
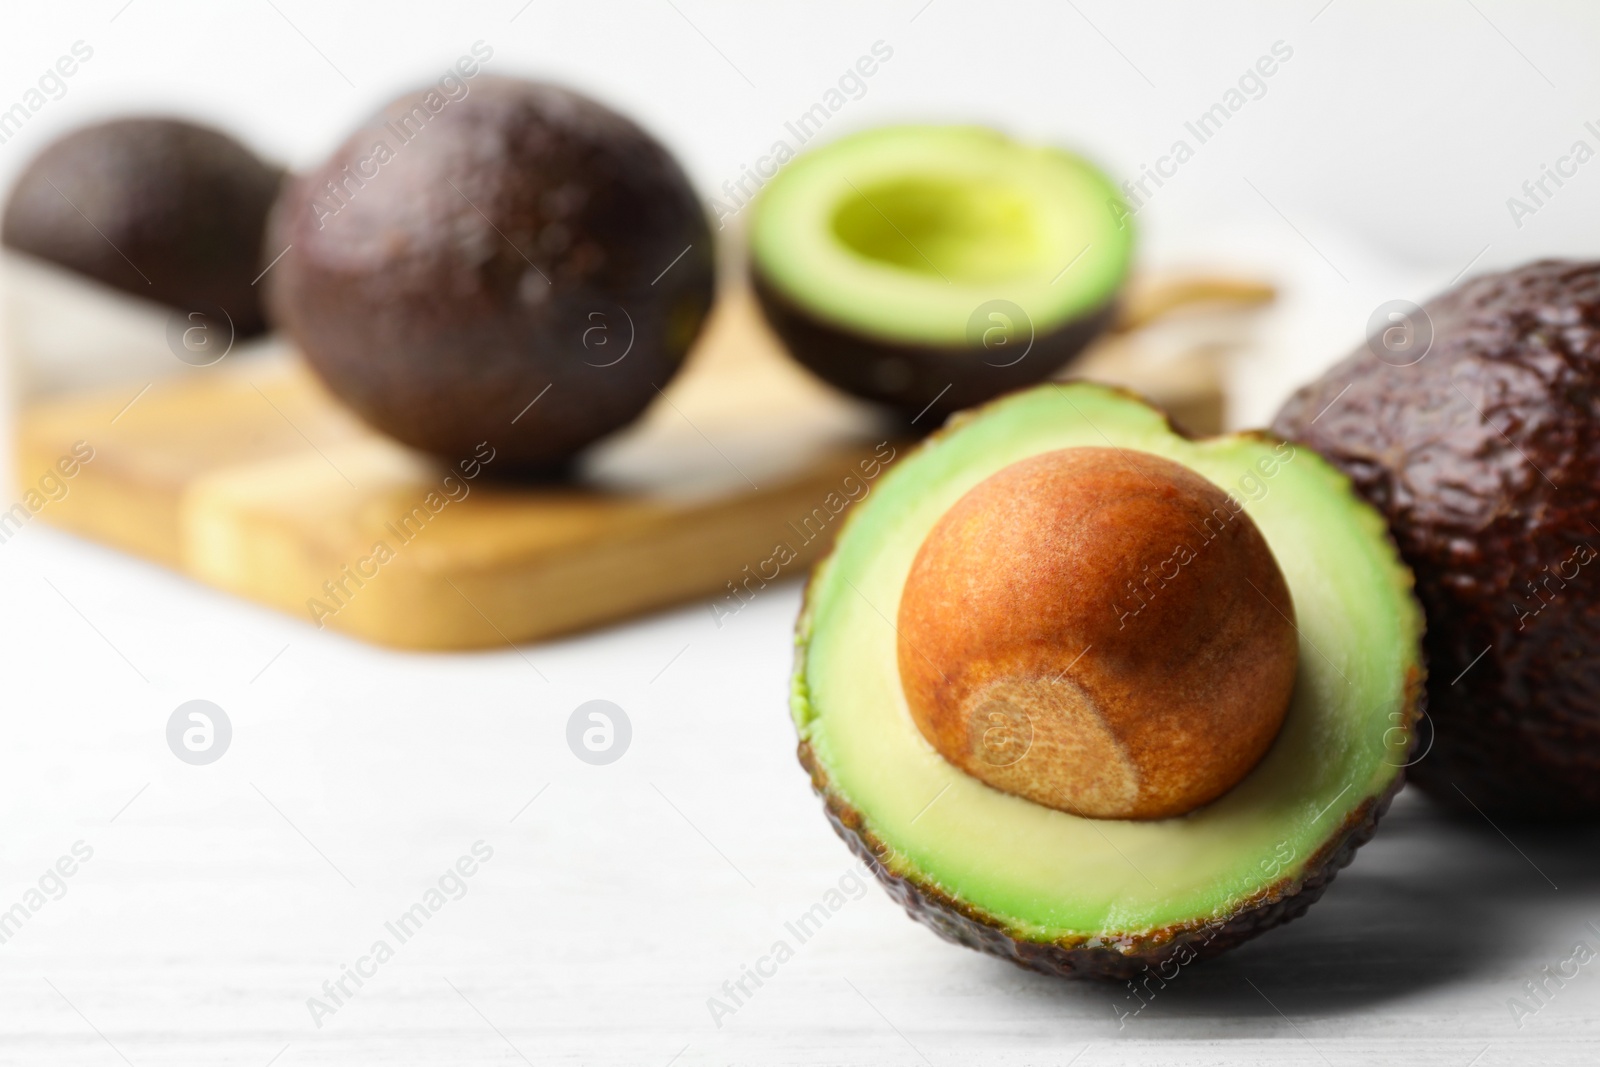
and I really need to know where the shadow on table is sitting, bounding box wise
[1014,786,1600,1021]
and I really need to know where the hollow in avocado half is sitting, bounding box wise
[792,383,1424,977]
[751,126,1133,423]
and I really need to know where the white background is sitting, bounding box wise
[2,2,1600,1064]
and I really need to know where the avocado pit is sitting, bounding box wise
[896,446,1298,819]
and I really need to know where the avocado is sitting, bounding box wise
[268,76,714,471]
[793,382,1424,977]
[1274,260,1600,819]
[750,126,1133,424]
[1,117,282,337]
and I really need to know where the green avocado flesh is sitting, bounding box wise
[751,126,1132,345]
[793,384,1421,939]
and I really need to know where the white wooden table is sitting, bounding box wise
[0,524,1595,1066]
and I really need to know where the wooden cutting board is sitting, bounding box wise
[12,276,1269,649]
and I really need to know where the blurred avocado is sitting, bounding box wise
[2,117,283,337]
[749,125,1133,424]
[267,76,714,472]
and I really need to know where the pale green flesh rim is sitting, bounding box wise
[792,384,1421,939]
[750,125,1133,346]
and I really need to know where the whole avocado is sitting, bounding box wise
[268,75,714,471]
[1274,260,1600,819]
[2,117,282,336]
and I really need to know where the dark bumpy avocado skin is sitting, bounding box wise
[269,77,713,470]
[2,118,282,336]
[753,268,1116,425]
[1274,260,1600,819]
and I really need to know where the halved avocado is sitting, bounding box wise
[751,126,1132,423]
[791,382,1425,978]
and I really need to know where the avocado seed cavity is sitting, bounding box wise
[896,446,1298,820]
